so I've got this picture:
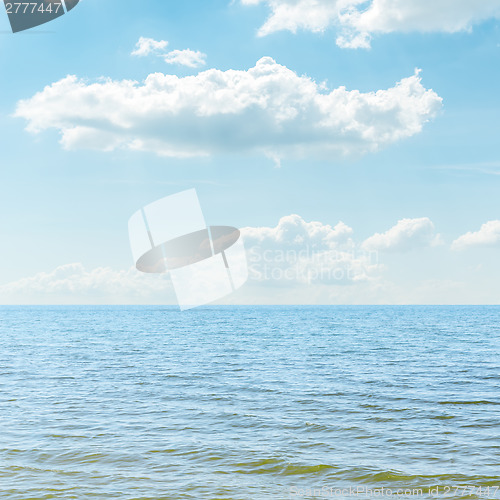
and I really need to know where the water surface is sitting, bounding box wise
[0,306,499,499]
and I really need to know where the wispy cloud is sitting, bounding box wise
[433,162,500,176]
[131,36,206,68]
[163,49,206,68]
[131,36,169,57]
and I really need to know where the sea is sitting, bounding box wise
[0,306,499,499]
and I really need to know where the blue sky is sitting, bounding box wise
[1,0,500,304]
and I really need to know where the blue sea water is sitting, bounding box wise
[0,306,499,499]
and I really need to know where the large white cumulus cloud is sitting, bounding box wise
[242,0,500,48]
[15,58,441,161]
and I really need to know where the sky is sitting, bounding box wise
[0,0,500,305]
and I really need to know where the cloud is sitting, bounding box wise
[0,263,172,304]
[243,213,354,250]
[241,0,341,37]
[339,0,500,48]
[9,215,500,305]
[451,220,500,250]
[163,49,207,68]
[132,36,168,57]
[242,214,381,285]
[242,0,500,48]
[0,215,384,304]
[131,37,206,68]
[362,217,441,253]
[15,58,441,161]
